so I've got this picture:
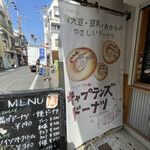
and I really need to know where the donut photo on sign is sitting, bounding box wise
[46,93,58,108]
[103,41,120,64]
[66,47,97,81]
[94,62,108,81]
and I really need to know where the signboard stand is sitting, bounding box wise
[0,88,66,150]
[43,66,51,80]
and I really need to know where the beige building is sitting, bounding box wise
[0,0,16,69]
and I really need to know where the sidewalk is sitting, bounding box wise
[50,70,59,88]
[84,127,148,150]
[33,70,59,89]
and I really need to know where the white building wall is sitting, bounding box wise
[49,0,59,20]
[49,0,60,51]
[43,15,51,53]
[43,0,79,64]
[51,34,59,50]
[44,0,60,64]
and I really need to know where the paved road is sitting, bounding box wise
[0,66,58,93]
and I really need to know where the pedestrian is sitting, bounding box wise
[36,57,41,74]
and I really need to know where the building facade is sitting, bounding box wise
[13,30,27,66]
[43,0,60,65]
[0,0,16,69]
[43,0,78,64]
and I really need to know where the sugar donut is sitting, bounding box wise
[103,41,120,64]
[94,63,108,81]
[66,47,97,81]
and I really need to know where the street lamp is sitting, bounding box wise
[30,34,41,47]
[35,37,41,47]
[31,34,34,38]
[33,38,37,42]
[29,34,34,46]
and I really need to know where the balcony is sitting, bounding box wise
[51,28,60,34]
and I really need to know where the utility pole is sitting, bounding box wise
[17,10,23,64]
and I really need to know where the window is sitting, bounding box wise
[8,20,13,31]
[10,36,15,50]
[0,12,6,26]
[44,16,48,27]
[51,24,60,33]
[134,7,150,86]
[55,39,58,47]
[49,11,52,17]
[54,6,59,16]
[2,31,9,47]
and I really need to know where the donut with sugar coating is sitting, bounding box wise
[66,47,97,81]
[103,41,120,64]
[94,62,108,81]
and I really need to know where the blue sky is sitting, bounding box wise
[8,0,53,44]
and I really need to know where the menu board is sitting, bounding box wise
[0,89,66,150]
[141,14,150,84]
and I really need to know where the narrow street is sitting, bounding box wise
[0,66,58,93]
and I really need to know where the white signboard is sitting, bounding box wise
[59,1,126,149]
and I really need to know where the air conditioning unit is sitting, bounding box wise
[15,43,19,46]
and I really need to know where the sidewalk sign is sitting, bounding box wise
[43,66,51,80]
[0,88,66,149]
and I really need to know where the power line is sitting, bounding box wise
[8,0,31,40]
[12,4,41,9]
[13,0,42,8]
[8,0,51,43]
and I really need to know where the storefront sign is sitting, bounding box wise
[39,48,45,61]
[59,1,126,149]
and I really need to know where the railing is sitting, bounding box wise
[128,88,150,139]
[51,28,60,34]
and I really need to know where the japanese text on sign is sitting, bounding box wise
[63,14,123,38]
[67,83,116,121]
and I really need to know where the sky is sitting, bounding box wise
[8,0,53,44]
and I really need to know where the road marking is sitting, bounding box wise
[29,74,38,90]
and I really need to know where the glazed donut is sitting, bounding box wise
[103,41,120,64]
[94,63,108,81]
[66,47,97,81]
